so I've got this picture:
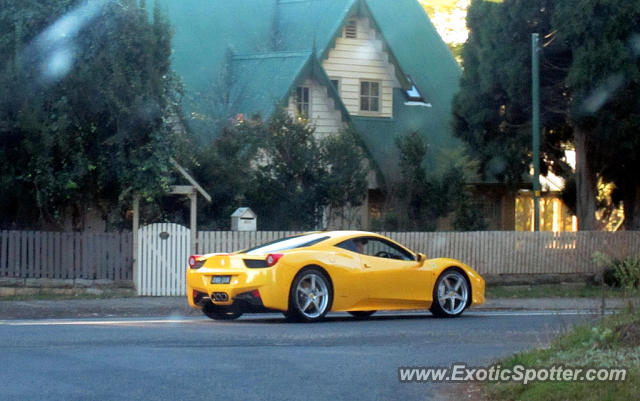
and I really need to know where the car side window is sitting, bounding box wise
[336,237,414,261]
[335,239,361,253]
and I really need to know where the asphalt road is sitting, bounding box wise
[0,310,598,401]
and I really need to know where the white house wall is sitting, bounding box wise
[287,78,345,139]
[322,16,400,118]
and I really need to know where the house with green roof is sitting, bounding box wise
[155,0,516,229]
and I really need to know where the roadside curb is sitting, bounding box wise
[1,296,639,320]
[477,297,640,311]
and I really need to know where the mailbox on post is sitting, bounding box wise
[231,207,257,231]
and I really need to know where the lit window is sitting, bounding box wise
[295,86,309,117]
[360,81,380,112]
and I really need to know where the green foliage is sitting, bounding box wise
[553,0,640,228]
[372,132,485,231]
[593,251,640,289]
[487,309,640,401]
[612,258,640,290]
[0,0,183,230]
[453,0,573,187]
[454,0,640,229]
[191,111,368,230]
[189,116,262,230]
[244,110,327,230]
[320,126,368,227]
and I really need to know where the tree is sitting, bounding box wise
[0,0,183,230]
[320,126,368,228]
[552,0,640,230]
[372,132,482,231]
[190,110,370,231]
[454,0,572,181]
[190,115,261,229]
[452,0,586,227]
[243,110,328,230]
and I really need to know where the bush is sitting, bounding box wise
[603,266,619,287]
[594,252,640,289]
[612,257,640,290]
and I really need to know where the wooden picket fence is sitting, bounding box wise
[2,229,640,281]
[0,230,133,280]
[197,230,640,276]
[381,231,640,275]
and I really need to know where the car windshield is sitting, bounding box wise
[244,233,330,255]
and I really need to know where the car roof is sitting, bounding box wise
[303,230,389,240]
[307,230,385,240]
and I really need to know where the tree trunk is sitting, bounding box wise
[623,182,640,230]
[574,127,598,230]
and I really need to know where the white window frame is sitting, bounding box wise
[295,86,310,117]
[359,80,381,115]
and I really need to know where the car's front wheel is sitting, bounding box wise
[430,268,469,318]
[202,302,242,320]
[286,267,332,323]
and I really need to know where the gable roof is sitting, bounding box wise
[154,0,463,181]
[354,0,464,175]
[229,51,350,121]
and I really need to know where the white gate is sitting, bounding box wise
[136,223,190,296]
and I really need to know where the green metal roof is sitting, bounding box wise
[228,51,351,121]
[229,52,312,119]
[155,0,464,182]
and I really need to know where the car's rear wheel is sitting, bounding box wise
[348,311,376,319]
[430,268,469,318]
[286,267,332,323]
[202,301,242,320]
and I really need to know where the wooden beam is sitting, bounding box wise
[169,157,212,202]
[189,192,197,255]
[169,185,196,196]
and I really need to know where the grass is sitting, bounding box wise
[485,307,640,400]
[486,283,640,299]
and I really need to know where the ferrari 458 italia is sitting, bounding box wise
[186,231,484,322]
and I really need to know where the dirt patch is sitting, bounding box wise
[617,321,640,347]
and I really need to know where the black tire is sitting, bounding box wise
[202,302,242,320]
[430,268,470,318]
[348,311,376,319]
[285,267,333,323]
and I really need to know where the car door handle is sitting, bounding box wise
[364,263,372,269]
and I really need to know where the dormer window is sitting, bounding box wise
[404,76,424,102]
[344,19,357,39]
[403,75,431,107]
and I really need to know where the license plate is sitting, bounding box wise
[211,275,231,284]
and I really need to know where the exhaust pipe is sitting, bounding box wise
[212,292,229,302]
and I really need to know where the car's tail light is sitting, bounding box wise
[188,255,204,269]
[265,253,283,267]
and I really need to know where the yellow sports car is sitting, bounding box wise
[186,231,484,322]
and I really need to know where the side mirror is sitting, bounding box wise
[417,253,427,263]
